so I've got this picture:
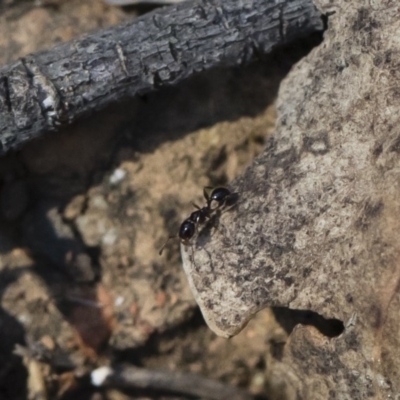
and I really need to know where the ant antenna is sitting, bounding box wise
[159,235,176,256]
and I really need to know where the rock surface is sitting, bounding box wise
[182,1,400,398]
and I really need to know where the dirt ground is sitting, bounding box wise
[0,1,322,399]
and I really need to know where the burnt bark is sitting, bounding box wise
[92,365,254,400]
[0,0,323,154]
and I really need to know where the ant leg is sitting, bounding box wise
[192,202,201,210]
[187,242,199,270]
[203,186,212,203]
[209,215,233,245]
[158,235,176,256]
[217,222,233,245]
[192,244,198,269]
[181,241,197,268]
[224,191,240,208]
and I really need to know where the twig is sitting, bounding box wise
[0,0,323,154]
[104,0,185,4]
[14,344,48,400]
[91,365,255,400]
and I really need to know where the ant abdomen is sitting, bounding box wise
[204,187,238,211]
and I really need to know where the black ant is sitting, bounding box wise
[159,187,238,255]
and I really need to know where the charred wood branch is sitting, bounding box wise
[0,0,323,154]
[91,365,255,400]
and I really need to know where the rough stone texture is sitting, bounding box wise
[182,0,400,398]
